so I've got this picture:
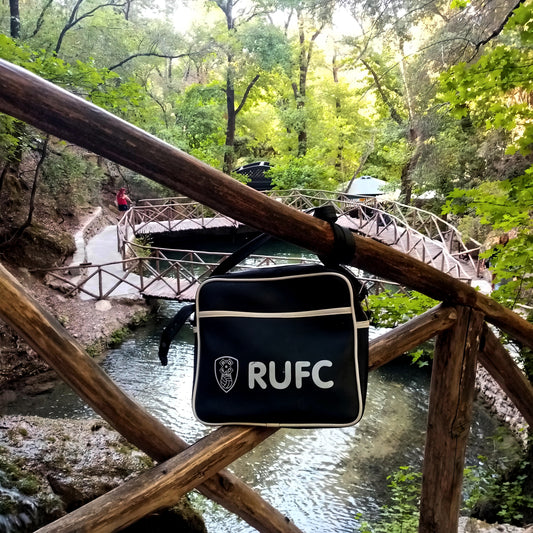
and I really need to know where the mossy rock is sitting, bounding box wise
[8,224,75,270]
[0,416,207,532]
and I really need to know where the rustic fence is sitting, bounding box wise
[0,59,531,533]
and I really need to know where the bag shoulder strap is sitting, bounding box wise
[158,204,357,366]
[159,303,194,366]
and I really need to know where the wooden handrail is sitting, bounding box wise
[2,259,532,531]
[0,59,531,350]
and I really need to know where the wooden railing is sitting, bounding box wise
[121,191,481,282]
[43,245,401,300]
[0,59,532,533]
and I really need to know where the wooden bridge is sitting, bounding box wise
[124,191,482,283]
[42,190,483,301]
[1,59,532,533]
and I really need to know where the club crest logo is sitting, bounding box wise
[214,356,238,393]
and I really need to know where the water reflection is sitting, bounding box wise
[3,299,515,532]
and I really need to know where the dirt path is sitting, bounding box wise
[0,207,151,395]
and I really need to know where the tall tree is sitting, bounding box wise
[279,0,335,157]
[210,0,284,173]
[342,0,525,202]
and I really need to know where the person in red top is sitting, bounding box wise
[116,187,131,212]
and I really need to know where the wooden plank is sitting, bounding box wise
[35,426,274,533]
[369,304,458,371]
[419,306,484,533]
[478,324,533,427]
[0,60,530,349]
[0,264,301,533]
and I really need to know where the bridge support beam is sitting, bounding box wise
[419,305,484,532]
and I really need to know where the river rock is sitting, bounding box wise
[459,517,533,532]
[0,415,207,532]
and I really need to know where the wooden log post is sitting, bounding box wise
[419,306,485,533]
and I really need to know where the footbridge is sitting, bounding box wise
[46,190,484,301]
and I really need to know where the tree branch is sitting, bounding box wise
[108,52,195,71]
[55,0,126,55]
[361,59,403,125]
[0,136,49,249]
[29,0,53,39]
[235,74,260,116]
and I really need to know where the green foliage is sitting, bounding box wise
[443,172,533,312]
[0,114,21,161]
[267,153,339,190]
[172,82,226,166]
[438,3,533,391]
[438,4,533,156]
[239,21,292,75]
[366,291,437,367]
[356,466,421,533]
[360,123,411,183]
[463,435,533,525]
[0,34,150,125]
[367,291,437,329]
[455,215,491,245]
[42,149,106,207]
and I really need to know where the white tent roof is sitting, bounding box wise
[343,176,388,196]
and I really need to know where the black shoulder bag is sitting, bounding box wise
[158,206,369,428]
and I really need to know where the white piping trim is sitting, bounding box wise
[198,308,364,319]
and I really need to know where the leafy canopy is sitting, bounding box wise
[439,2,533,315]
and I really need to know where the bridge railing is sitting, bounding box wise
[124,190,481,281]
[265,189,481,264]
[44,242,402,300]
[117,200,241,259]
[134,190,480,257]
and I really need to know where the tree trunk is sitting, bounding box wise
[332,52,342,172]
[400,127,422,204]
[223,58,236,174]
[9,0,20,39]
[296,11,308,157]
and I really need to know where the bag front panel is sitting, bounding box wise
[193,313,366,427]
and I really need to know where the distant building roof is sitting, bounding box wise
[343,176,388,197]
[234,161,273,191]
